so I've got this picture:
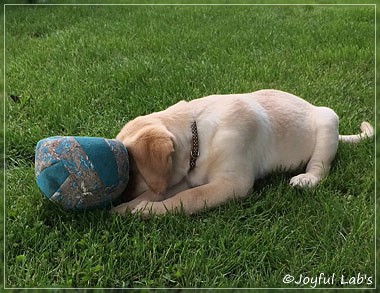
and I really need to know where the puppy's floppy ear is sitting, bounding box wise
[130,126,175,194]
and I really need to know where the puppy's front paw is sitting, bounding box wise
[131,201,156,218]
[111,202,131,216]
[290,173,320,188]
[132,201,168,217]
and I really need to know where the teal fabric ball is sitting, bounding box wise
[35,136,129,210]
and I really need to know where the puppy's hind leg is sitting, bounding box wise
[290,107,339,188]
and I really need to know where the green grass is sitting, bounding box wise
[5,3,375,289]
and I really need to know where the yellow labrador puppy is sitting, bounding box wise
[112,89,373,216]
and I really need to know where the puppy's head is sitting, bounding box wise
[117,119,175,195]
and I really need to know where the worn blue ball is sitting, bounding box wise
[35,136,129,211]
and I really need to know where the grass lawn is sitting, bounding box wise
[4,3,375,289]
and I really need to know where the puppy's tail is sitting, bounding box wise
[339,121,374,143]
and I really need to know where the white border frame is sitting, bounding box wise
[3,2,377,290]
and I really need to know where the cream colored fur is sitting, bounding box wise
[112,89,373,217]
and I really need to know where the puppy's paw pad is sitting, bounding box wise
[290,174,319,188]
